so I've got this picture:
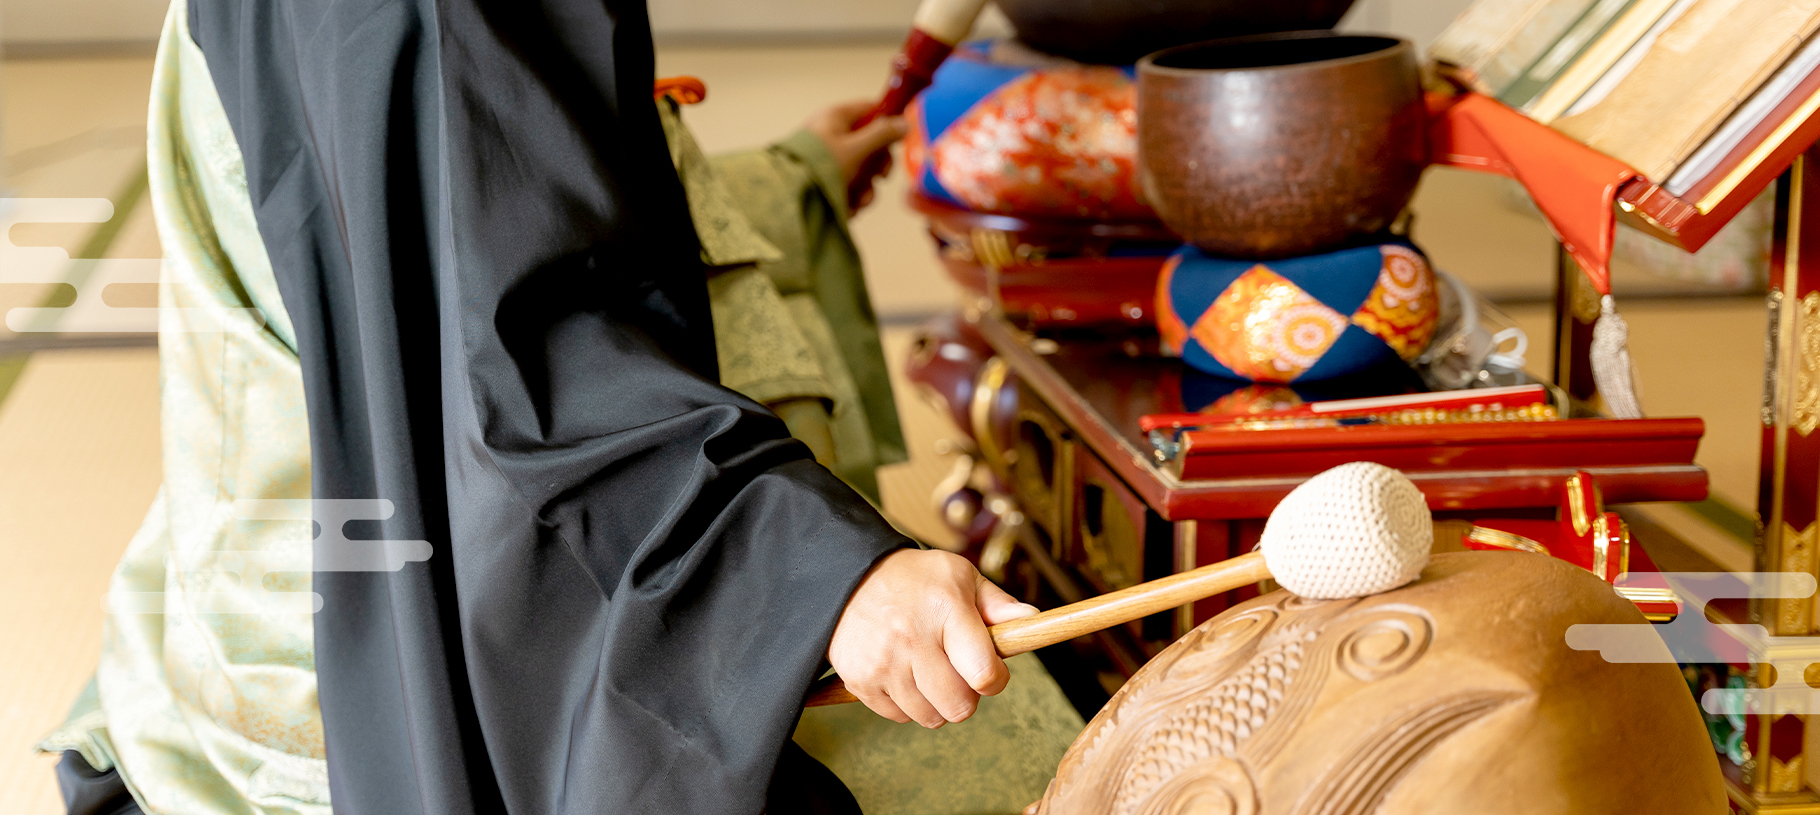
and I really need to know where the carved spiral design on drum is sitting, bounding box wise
[1172,608,1276,673]
[1336,607,1433,683]
[1135,756,1258,815]
[1201,611,1274,654]
[1282,594,1339,611]
[1209,608,1276,643]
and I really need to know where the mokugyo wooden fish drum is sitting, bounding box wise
[1030,552,1724,815]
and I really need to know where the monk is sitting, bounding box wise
[39,1,1036,814]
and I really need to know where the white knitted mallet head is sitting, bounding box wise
[1260,462,1432,600]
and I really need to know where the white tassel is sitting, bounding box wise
[1590,295,1644,419]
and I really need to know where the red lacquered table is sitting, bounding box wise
[908,309,1706,678]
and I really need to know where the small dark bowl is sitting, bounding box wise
[1137,32,1426,259]
[996,0,1359,66]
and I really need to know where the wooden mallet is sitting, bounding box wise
[844,0,992,210]
[807,462,1433,707]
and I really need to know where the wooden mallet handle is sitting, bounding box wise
[805,552,1273,707]
[871,0,988,119]
[846,0,990,210]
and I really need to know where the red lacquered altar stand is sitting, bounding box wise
[909,308,1704,678]
[899,54,1820,809]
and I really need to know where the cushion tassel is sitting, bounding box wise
[1590,295,1643,419]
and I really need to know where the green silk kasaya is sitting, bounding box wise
[660,99,907,502]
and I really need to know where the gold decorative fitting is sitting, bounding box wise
[1465,526,1548,555]
[1616,520,1631,577]
[1770,754,1808,794]
[1796,291,1820,436]
[1375,404,1556,425]
[1592,515,1610,581]
[971,228,1016,315]
[1078,479,1140,591]
[931,455,978,532]
[1613,586,1678,605]
[1565,474,1592,537]
[1764,289,1783,428]
[978,511,1022,583]
[970,228,1016,270]
[1010,408,1073,555]
[969,356,1012,482]
[1778,522,1817,637]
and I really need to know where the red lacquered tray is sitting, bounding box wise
[910,191,1176,253]
[1172,417,1705,480]
[937,253,1164,326]
[912,192,1172,327]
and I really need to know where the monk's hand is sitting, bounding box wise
[802,98,909,213]
[827,548,1039,727]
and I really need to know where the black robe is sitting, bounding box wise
[185,2,908,812]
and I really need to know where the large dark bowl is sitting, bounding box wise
[996,0,1358,66]
[1137,32,1426,259]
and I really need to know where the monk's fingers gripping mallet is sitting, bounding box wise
[805,462,1433,707]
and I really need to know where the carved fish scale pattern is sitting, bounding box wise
[1111,638,1306,815]
[1047,611,1269,793]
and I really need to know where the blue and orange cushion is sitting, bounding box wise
[1157,241,1440,383]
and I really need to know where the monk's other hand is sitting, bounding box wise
[803,98,909,213]
[827,548,1039,727]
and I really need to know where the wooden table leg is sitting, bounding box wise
[1174,520,1237,637]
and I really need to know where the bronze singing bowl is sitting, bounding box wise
[1137,32,1426,259]
[995,0,1358,66]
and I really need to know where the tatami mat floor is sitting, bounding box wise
[0,44,1774,814]
[1,54,166,814]
[0,349,161,814]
